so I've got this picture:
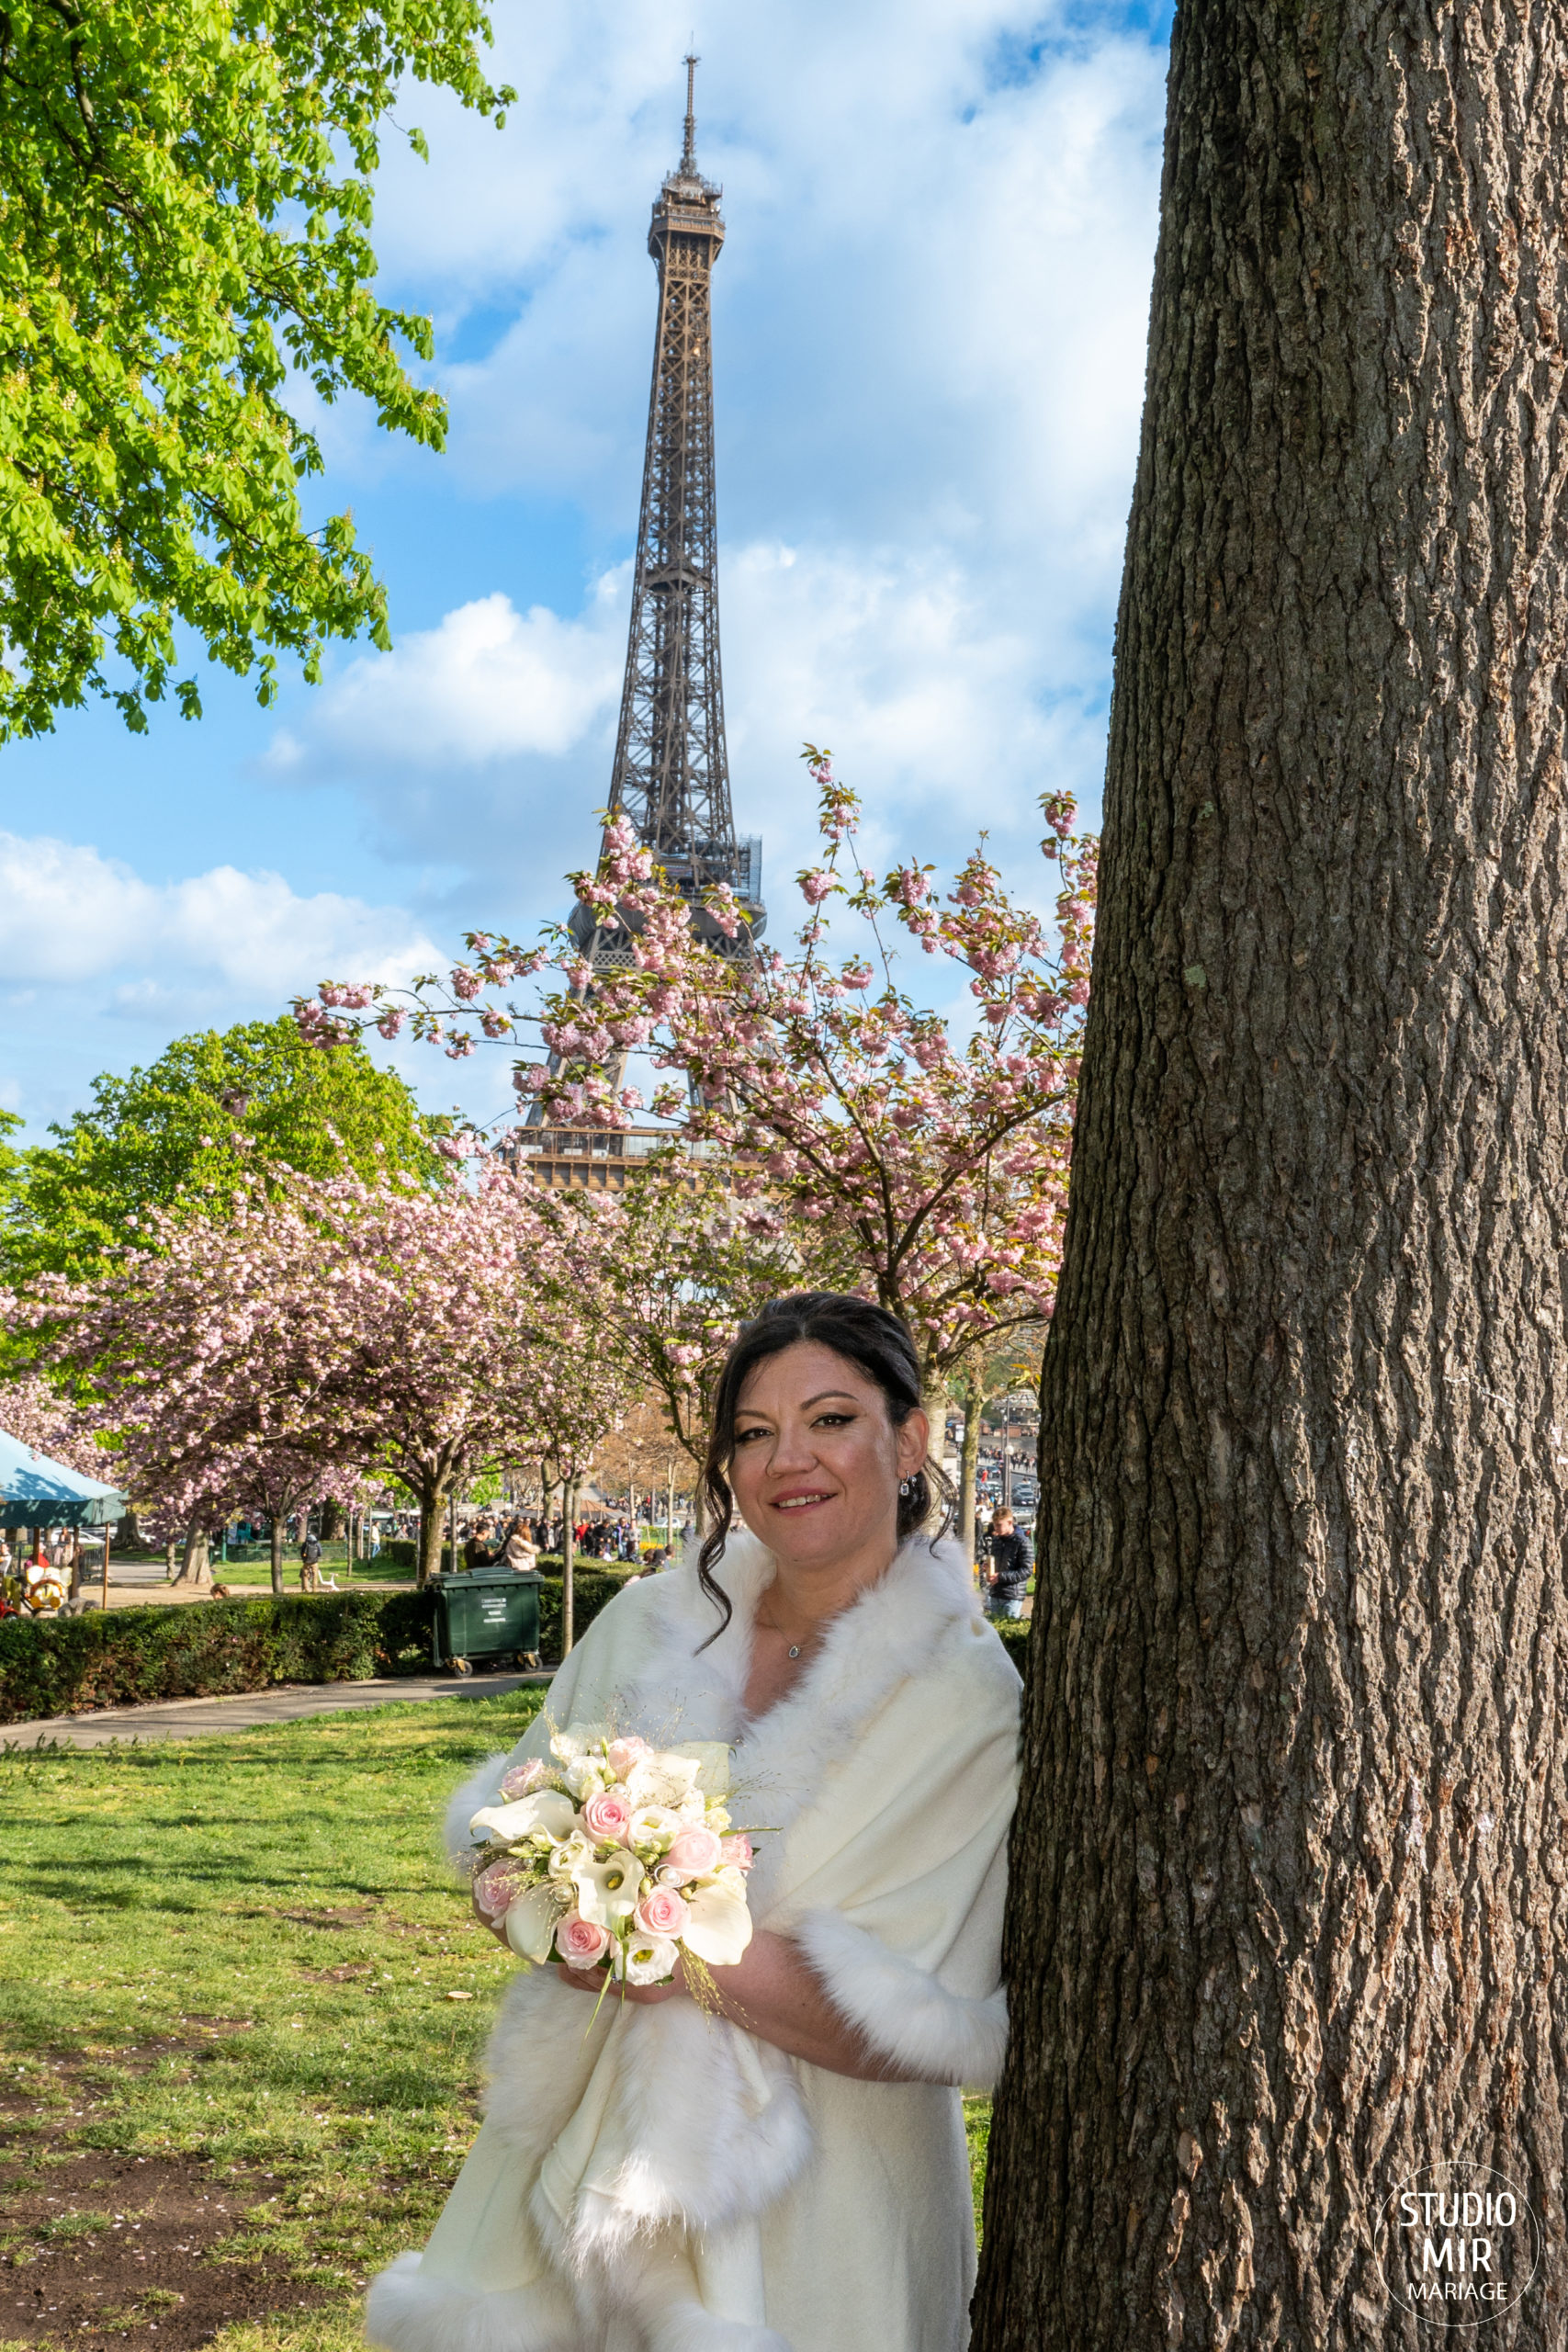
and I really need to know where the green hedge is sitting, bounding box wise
[993,1615,1031,1669]
[0,1590,434,1726]
[0,1565,646,1725]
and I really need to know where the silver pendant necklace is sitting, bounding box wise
[786,1643,801,1660]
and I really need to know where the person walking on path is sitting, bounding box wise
[299,1528,323,1593]
[983,1508,1031,1620]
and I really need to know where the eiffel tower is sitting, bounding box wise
[524,57,764,1182]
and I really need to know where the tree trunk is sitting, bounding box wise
[958,1400,983,1566]
[972,6,1568,2348]
[321,1497,345,1543]
[268,1514,284,1598]
[172,1519,210,1587]
[417,1478,449,1589]
[562,1479,577,1656]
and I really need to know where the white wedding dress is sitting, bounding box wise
[367,1531,1021,2352]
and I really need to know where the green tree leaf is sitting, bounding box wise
[0,0,515,738]
[3,1014,448,1283]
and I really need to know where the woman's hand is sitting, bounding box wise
[558,1964,680,2004]
[563,1935,921,2079]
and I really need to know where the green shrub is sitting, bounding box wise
[0,1589,435,1725]
[535,1566,638,1657]
[993,1615,1031,1670]
[0,1564,647,1724]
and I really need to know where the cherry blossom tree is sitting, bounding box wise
[549,1159,843,1491]
[298,755,1096,1422]
[7,1187,376,1591]
[0,1370,103,1478]
[6,1164,579,1593]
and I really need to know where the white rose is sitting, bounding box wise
[615,1934,680,1987]
[682,1883,753,1966]
[504,1883,564,1964]
[547,1831,592,1884]
[549,1724,610,1764]
[470,1791,578,1845]
[628,1803,683,1850]
[572,1848,644,1928]
[565,1757,610,1801]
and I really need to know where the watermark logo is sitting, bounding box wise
[1375,2165,1540,2328]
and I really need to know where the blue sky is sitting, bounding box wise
[0,0,1172,1141]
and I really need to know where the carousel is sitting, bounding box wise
[0,1430,128,1616]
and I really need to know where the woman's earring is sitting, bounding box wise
[898,1477,911,1497]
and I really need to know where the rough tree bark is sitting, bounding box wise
[172,1518,210,1587]
[972,5,1568,2348]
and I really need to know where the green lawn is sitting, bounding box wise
[0,1694,990,2352]
[117,1545,414,1592]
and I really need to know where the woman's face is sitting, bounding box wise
[728,1340,929,1574]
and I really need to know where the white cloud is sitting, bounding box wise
[267,579,627,778]
[263,4,1163,906]
[0,833,442,999]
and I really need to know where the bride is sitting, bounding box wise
[368,1293,1022,2352]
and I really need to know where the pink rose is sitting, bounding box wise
[500,1758,549,1801]
[472,1860,523,1919]
[581,1789,634,1843]
[605,1736,651,1777]
[719,1835,754,1872]
[555,1913,612,1966]
[634,1886,690,1939]
[664,1826,723,1878]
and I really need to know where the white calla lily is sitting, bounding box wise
[470,1790,579,1845]
[682,1883,753,1966]
[572,1847,644,1928]
[503,1883,563,1964]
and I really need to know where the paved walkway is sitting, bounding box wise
[1,1668,551,1750]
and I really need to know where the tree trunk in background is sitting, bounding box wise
[959,1400,983,1565]
[172,1518,210,1587]
[321,1497,345,1543]
[562,1479,577,1655]
[972,6,1568,2348]
[417,1479,448,1590]
[268,1514,284,1598]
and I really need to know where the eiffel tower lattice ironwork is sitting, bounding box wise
[564,54,764,981]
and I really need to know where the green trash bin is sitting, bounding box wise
[433,1569,542,1676]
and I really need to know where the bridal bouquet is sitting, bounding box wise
[466,1726,759,1986]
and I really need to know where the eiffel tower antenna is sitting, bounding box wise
[682,50,698,172]
[531,55,763,1125]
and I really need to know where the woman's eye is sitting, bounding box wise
[813,1412,852,1429]
[735,1426,769,1444]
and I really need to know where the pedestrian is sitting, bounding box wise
[502,1519,539,1573]
[299,1526,323,1593]
[463,1519,496,1573]
[983,1507,1031,1620]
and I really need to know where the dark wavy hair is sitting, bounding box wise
[694,1292,954,1641]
